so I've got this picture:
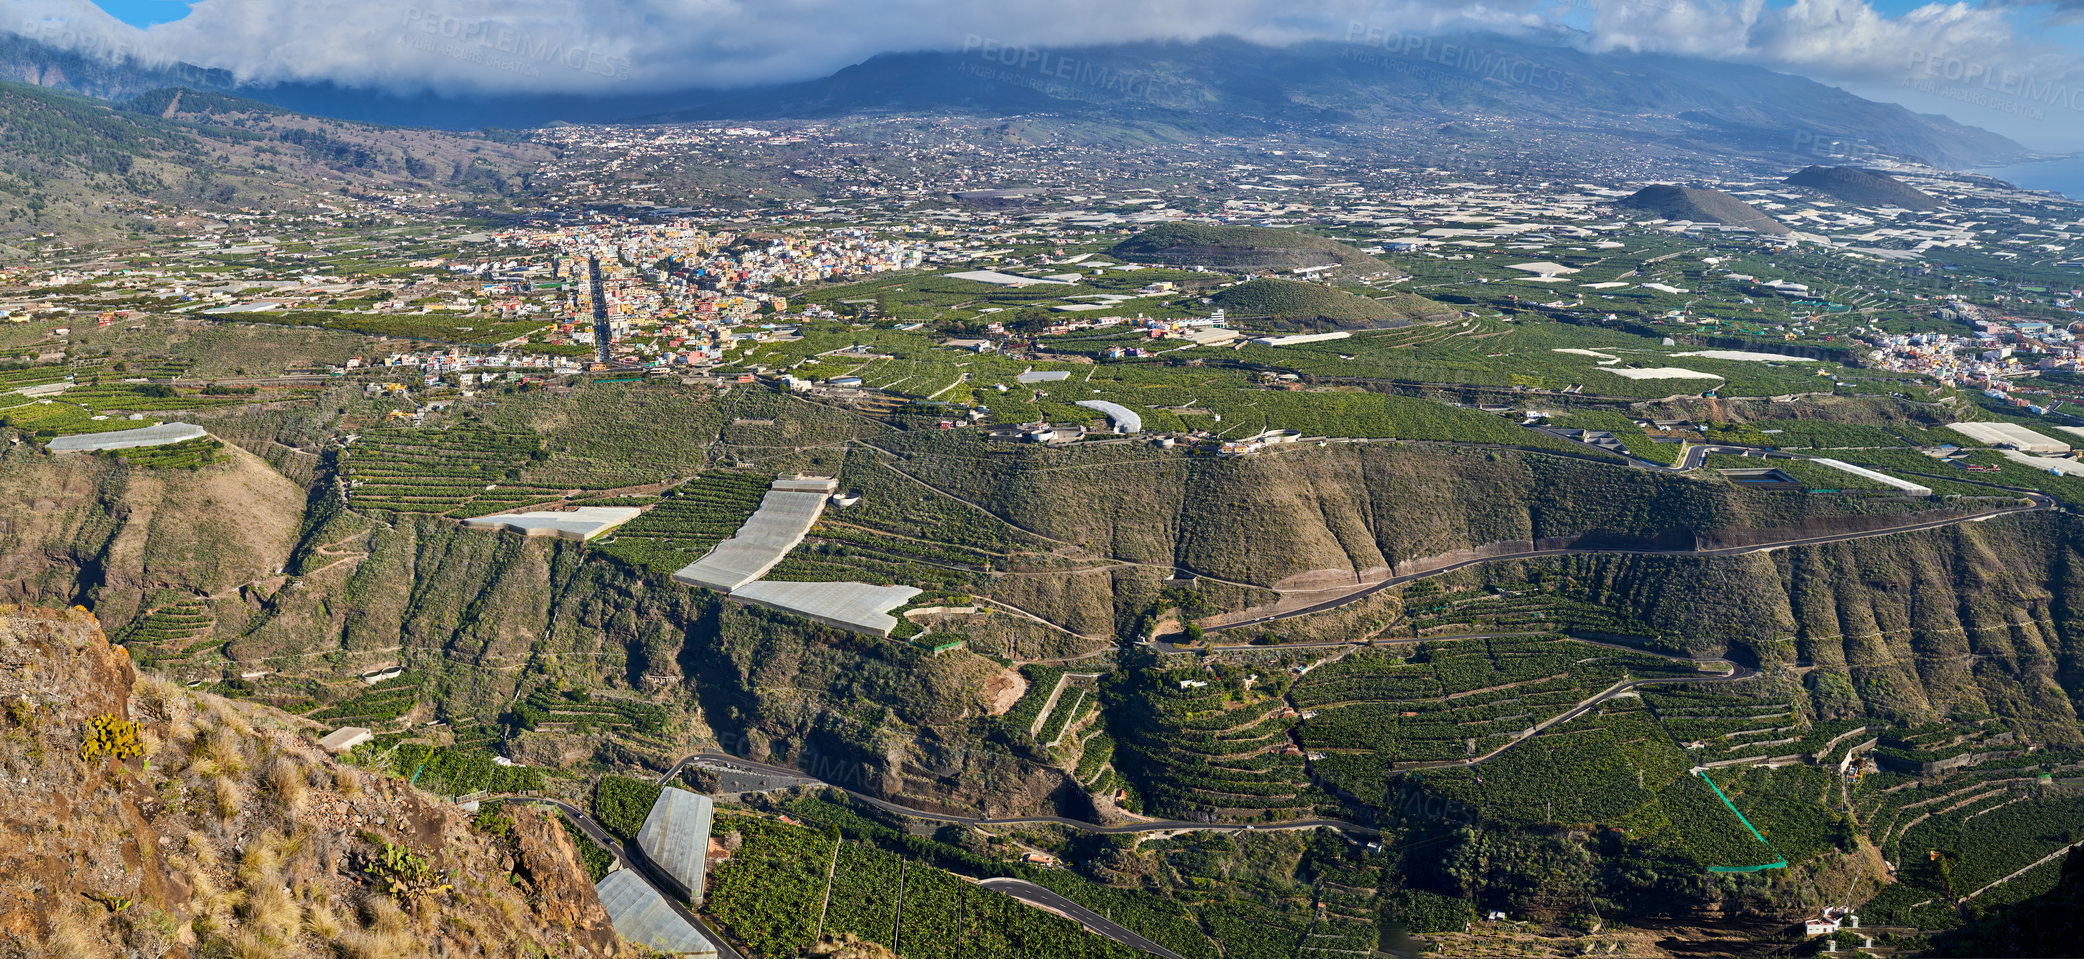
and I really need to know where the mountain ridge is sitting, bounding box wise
[1620,184,1793,234]
[1785,164,1942,210]
[0,31,2028,168]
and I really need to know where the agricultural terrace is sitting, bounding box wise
[1112,664,1322,821]
[2,380,317,439]
[772,792,1236,959]
[339,425,566,516]
[1376,228,1988,341]
[705,815,1152,959]
[1291,636,1714,766]
[113,599,217,668]
[1851,742,2084,929]
[764,447,1057,590]
[1223,317,1893,401]
[94,436,233,469]
[1407,700,1801,869]
[733,316,1913,449]
[593,470,772,575]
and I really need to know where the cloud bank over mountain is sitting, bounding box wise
[8,0,2083,144]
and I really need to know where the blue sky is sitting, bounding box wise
[88,0,193,28]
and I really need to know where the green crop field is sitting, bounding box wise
[594,470,772,574]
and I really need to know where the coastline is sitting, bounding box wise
[1973,155,2084,201]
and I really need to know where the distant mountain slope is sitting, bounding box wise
[0,80,545,239]
[0,31,2026,167]
[1620,184,1792,234]
[645,36,2024,168]
[0,32,234,101]
[1109,223,1386,273]
[1784,165,1940,210]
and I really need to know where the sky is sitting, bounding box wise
[12,0,2084,150]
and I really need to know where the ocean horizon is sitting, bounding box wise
[1977,155,2084,202]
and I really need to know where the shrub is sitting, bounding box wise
[365,842,451,904]
[81,714,143,762]
[471,809,515,838]
[1385,889,1473,934]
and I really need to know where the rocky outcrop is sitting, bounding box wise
[0,604,632,958]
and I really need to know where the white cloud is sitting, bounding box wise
[2,0,2079,128]
[1576,0,2060,84]
[0,0,1564,94]
[1567,0,2084,147]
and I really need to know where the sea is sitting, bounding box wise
[1976,156,2084,201]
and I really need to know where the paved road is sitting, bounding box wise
[586,255,612,365]
[509,796,746,959]
[978,878,1187,959]
[1205,493,2052,634]
[665,753,1384,837]
[1159,627,1677,655]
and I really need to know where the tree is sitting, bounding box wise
[1005,308,1055,334]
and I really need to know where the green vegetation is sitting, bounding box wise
[707,814,1151,959]
[113,600,216,667]
[385,742,543,796]
[1703,453,1893,491]
[1384,888,1473,934]
[1113,663,1317,820]
[592,775,663,842]
[103,437,231,470]
[1550,410,1684,465]
[1000,665,1066,736]
[594,471,771,574]
[338,424,560,515]
[365,842,452,904]
[309,673,423,725]
[1295,636,1706,768]
[508,688,671,737]
[554,810,616,883]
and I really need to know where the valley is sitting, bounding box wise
[3,19,2084,956]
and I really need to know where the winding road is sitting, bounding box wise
[660,634,1757,831]
[509,796,746,959]
[977,878,1188,959]
[1203,491,2053,635]
[662,751,1384,836]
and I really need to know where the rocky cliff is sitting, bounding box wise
[0,604,629,958]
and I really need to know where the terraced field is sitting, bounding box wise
[113,599,217,667]
[592,470,771,574]
[340,425,566,516]
[1114,669,1319,820]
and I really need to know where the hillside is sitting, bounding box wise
[11,410,2066,755]
[4,372,2084,950]
[0,32,2026,168]
[0,80,546,240]
[1784,165,1941,210]
[0,604,631,957]
[1209,277,1436,329]
[643,36,2024,168]
[0,32,236,102]
[1108,223,1388,274]
[1619,184,1792,234]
